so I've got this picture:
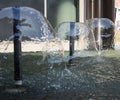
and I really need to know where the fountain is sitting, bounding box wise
[0,6,120,99]
[86,18,114,50]
[0,6,55,93]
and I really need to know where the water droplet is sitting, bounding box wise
[3,55,7,59]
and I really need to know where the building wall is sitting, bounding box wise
[103,0,115,21]
[115,0,120,28]
[48,0,77,27]
[115,0,120,8]
[0,0,116,28]
[86,0,115,21]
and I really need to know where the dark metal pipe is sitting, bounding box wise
[69,22,75,64]
[13,7,22,85]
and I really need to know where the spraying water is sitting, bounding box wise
[98,19,102,55]
[0,7,55,53]
[85,18,114,55]
[55,22,90,51]
[0,7,119,99]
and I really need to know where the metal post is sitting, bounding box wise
[13,7,22,86]
[69,22,75,64]
[91,0,94,18]
[44,0,47,18]
[98,0,102,18]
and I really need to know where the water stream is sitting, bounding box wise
[0,7,119,99]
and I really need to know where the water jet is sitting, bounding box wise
[0,6,119,99]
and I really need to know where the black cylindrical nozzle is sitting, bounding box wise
[69,22,75,64]
[13,7,22,85]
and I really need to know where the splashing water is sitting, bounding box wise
[0,7,55,53]
[86,18,114,55]
[55,22,90,51]
[41,38,65,64]
[0,7,54,41]
[97,19,102,55]
[0,7,119,98]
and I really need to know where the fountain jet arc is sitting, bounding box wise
[13,7,22,86]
